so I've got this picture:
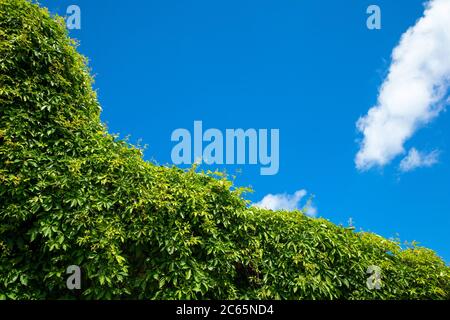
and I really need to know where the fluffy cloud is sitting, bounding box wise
[399,148,439,172]
[356,0,450,170]
[254,189,317,216]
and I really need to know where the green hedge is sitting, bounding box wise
[1,0,449,300]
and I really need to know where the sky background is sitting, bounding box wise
[40,0,449,262]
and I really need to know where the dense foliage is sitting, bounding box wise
[1,0,449,300]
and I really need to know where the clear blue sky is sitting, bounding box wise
[41,0,449,262]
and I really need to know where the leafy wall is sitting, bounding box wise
[0,0,449,300]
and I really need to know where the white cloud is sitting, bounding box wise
[303,202,318,217]
[356,0,450,170]
[254,189,317,216]
[399,148,439,172]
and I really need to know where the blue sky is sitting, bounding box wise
[40,0,450,262]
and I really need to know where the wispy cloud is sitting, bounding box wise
[356,0,450,170]
[303,202,318,217]
[399,148,439,172]
[254,189,317,216]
